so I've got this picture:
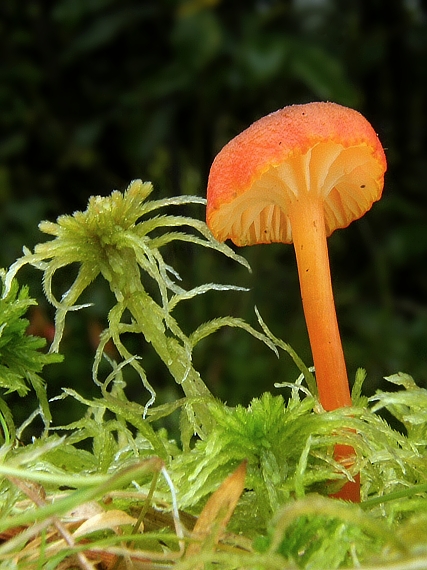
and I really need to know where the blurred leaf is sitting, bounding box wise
[177,0,221,18]
[237,34,291,84]
[61,6,156,61]
[291,41,360,106]
[0,133,27,160]
[52,0,116,25]
[172,10,223,71]
[0,166,11,202]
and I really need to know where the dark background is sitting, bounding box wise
[1,0,427,422]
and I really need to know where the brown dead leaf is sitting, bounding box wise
[73,509,139,538]
[186,460,247,561]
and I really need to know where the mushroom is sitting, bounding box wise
[206,102,387,501]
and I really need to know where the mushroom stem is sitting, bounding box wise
[288,195,351,411]
[288,195,359,501]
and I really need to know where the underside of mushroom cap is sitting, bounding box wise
[206,102,387,246]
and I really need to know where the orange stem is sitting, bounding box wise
[331,446,360,502]
[288,195,351,411]
[288,195,359,501]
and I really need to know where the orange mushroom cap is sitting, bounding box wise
[206,102,387,246]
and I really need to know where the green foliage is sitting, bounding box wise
[255,495,403,570]
[171,393,317,520]
[4,180,275,442]
[169,372,427,560]
[1,182,427,568]
[0,272,62,437]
